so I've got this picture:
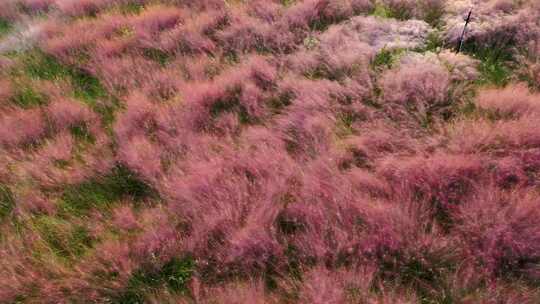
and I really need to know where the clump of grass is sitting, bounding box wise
[17,50,117,125]
[117,2,146,15]
[422,31,444,53]
[371,47,406,70]
[142,48,171,66]
[10,82,47,108]
[462,42,515,87]
[0,18,11,36]
[69,123,95,144]
[371,2,411,20]
[115,256,195,302]
[34,216,94,259]
[371,4,392,18]
[210,87,251,124]
[0,184,15,219]
[22,51,106,102]
[59,166,156,217]
[268,91,293,114]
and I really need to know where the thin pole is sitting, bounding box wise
[457,9,473,53]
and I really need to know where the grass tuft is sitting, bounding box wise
[0,18,11,36]
[17,50,117,125]
[0,185,15,219]
[115,256,195,302]
[462,41,515,87]
[59,166,156,217]
[34,216,94,259]
[10,82,47,108]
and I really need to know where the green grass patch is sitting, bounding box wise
[114,256,195,303]
[58,166,156,217]
[421,3,445,27]
[335,110,360,137]
[34,216,94,259]
[421,31,444,53]
[462,41,515,87]
[0,18,11,36]
[268,91,293,114]
[0,184,15,219]
[281,0,296,6]
[70,123,96,144]
[371,3,411,20]
[142,48,171,66]
[371,4,392,18]
[17,50,117,126]
[210,87,252,124]
[371,47,405,70]
[117,2,145,15]
[10,82,48,108]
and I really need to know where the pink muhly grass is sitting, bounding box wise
[20,0,54,13]
[225,213,283,276]
[284,0,374,33]
[170,148,292,277]
[23,131,112,188]
[278,112,334,161]
[475,84,540,118]
[180,56,278,132]
[157,9,227,54]
[456,188,540,281]
[443,0,523,48]
[117,135,163,182]
[0,1,19,22]
[199,281,274,304]
[31,130,73,164]
[132,220,181,265]
[437,50,480,82]
[140,68,181,101]
[246,0,282,23]
[346,169,391,199]
[380,153,484,224]
[90,55,161,94]
[320,16,432,53]
[217,10,272,54]
[0,80,13,106]
[490,156,529,189]
[297,266,375,304]
[175,55,224,82]
[112,205,140,231]
[76,240,138,293]
[113,92,156,140]
[0,108,46,147]
[16,189,56,215]
[56,0,110,17]
[447,115,540,154]
[160,25,216,55]
[43,16,130,66]
[379,55,451,114]
[46,98,97,130]
[277,77,343,113]
[131,5,184,46]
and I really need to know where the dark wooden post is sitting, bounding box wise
[457,9,473,53]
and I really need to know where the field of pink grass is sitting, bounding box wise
[0,0,540,303]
